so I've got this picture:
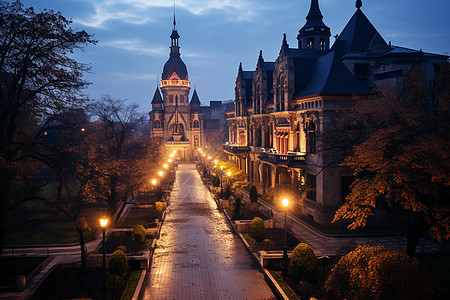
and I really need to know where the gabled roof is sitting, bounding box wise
[151,87,163,104]
[332,7,387,56]
[295,51,369,98]
[190,89,200,105]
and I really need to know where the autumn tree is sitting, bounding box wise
[334,63,450,255]
[89,96,162,220]
[0,0,95,255]
[38,109,94,269]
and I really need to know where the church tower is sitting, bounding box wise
[149,9,204,162]
[297,0,331,50]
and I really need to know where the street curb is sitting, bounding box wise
[131,269,147,300]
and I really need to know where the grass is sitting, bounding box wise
[268,270,300,300]
[4,201,104,246]
[242,233,255,247]
[121,270,143,300]
[0,257,47,286]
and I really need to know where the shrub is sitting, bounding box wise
[108,274,125,291]
[108,250,128,277]
[116,245,127,253]
[247,202,259,212]
[233,197,241,219]
[155,201,164,212]
[261,239,275,251]
[132,225,146,243]
[250,217,266,242]
[289,243,317,282]
[250,185,258,203]
[325,245,430,300]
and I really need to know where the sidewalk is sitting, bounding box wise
[238,188,446,256]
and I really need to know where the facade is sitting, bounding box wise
[149,16,230,161]
[224,0,447,225]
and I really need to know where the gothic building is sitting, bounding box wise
[149,16,204,161]
[225,0,447,225]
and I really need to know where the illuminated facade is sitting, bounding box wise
[149,16,204,161]
[225,0,447,225]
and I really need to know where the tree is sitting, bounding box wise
[0,0,95,255]
[89,96,162,220]
[325,245,429,300]
[334,63,450,255]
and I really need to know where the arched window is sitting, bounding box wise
[153,120,161,128]
[307,38,314,49]
[320,39,326,50]
[193,120,200,128]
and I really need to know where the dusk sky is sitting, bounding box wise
[21,0,449,113]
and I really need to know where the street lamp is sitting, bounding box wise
[163,164,168,169]
[99,218,109,300]
[168,158,172,163]
[282,198,289,277]
[158,171,165,190]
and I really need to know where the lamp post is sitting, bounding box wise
[99,218,109,300]
[282,198,289,277]
[158,170,165,190]
[219,166,224,189]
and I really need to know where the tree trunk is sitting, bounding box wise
[405,213,427,256]
[77,228,86,270]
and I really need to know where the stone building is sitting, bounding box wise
[149,16,230,161]
[224,0,447,225]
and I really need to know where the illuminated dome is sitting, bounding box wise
[162,56,188,81]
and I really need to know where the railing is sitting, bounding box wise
[259,152,306,165]
[223,144,251,153]
[166,141,191,145]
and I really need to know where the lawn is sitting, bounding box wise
[0,257,47,286]
[34,262,131,300]
[4,202,104,246]
[121,270,143,300]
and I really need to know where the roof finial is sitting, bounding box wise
[173,2,176,29]
[356,0,362,9]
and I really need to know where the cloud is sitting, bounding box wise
[76,0,259,28]
[101,39,166,56]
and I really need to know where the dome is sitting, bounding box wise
[162,56,188,81]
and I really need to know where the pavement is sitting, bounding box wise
[139,164,276,300]
[239,188,448,256]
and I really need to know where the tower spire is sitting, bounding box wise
[173,3,176,29]
[356,0,362,9]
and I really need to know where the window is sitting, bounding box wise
[153,120,161,128]
[307,38,314,49]
[194,135,199,147]
[193,120,200,128]
[306,174,316,201]
[180,95,184,103]
[320,39,326,50]
[169,95,174,104]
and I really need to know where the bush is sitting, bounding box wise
[155,201,164,212]
[116,245,127,253]
[250,217,266,242]
[108,250,128,277]
[247,202,259,212]
[289,243,317,282]
[325,245,430,300]
[250,185,258,203]
[261,239,275,251]
[233,197,241,219]
[132,225,146,243]
[108,274,125,291]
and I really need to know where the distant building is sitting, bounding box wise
[224,0,447,226]
[149,15,230,161]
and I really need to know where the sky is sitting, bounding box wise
[20,0,450,113]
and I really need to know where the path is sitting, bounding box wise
[240,189,447,256]
[140,164,275,300]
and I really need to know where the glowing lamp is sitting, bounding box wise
[99,218,108,228]
[282,199,289,207]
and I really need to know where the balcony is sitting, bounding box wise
[223,144,251,155]
[259,151,306,165]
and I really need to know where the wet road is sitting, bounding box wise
[140,164,275,300]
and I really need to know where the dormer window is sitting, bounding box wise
[305,27,314,32]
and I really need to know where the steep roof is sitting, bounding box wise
[295,51,369,98]
[332,7,387,56]
[190,89,201,105]
[151,87,163,104]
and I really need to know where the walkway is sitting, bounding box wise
[140,164,275,300]
[240,189,447,256]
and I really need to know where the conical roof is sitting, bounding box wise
[151,87,163,104]
[190,89,200,105]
